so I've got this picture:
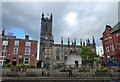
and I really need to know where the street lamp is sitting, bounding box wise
[46,57,50,76]
[2,36,8,66]
[46,57,50,70]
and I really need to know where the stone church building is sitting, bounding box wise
[39,13,96,68]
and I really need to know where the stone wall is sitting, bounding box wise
[2,78,120,82]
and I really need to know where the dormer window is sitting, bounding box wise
[2,41,8,46]
[14,40,19,46]
[25,41,31,46]
[116,33,120,37]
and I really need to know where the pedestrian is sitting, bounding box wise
[41,71,44,76]
[69,65,73,77]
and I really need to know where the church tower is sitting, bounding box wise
[39,13,54,68]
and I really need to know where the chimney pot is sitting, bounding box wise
[25,35,29,40]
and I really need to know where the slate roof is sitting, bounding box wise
[112,22,120,33]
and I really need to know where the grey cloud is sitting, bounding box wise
[2,2,118,49]
[118,1,120,22]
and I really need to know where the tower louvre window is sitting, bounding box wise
[45,25,48,33]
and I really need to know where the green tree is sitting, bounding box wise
[80,46,97,66]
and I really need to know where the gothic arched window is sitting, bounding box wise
[64,48,67,60]
[56,48,60,60]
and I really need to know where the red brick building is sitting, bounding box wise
[101,22,120,63]
[1,30,38,67]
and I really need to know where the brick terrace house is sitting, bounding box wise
[100,22,120,63]
[1,30,38,67]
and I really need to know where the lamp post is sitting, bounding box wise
[46,57,50,76]
[2,36,8,66]
[1,32,14,66]
[42,43,45,68]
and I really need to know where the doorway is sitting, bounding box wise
[5,59,10,64]
[12,58,17,66]
[75,61,78,67]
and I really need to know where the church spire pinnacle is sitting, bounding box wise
[74,38,76,45]
[92,37,95,45]
[61,37,63,44]
[68,38,70,45]
[50,13,52,21]
[80,39,82,46]
[42,12,44,20]
[2,28,5,36]
[83,41,85,46]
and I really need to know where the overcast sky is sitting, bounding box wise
[1,1,119,59]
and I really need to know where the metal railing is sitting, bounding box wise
[1,67,120,79]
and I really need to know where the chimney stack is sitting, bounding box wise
[2,28,5,36]
[25,35,29,40]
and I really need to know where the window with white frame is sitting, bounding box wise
[104,37,108,40]
[111,44,114,51]
[106,46,108,52]
[14,40,19,46]
[25,41,31,46]
[2,50,7,56]
[2,41,8,46]
[108,36,112,39]
[24,57,30,65]
[13,48,18,54]
[106,45,110,52]
[108,46,110,52]
[116,33,120,37]
[25,48,30,55]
